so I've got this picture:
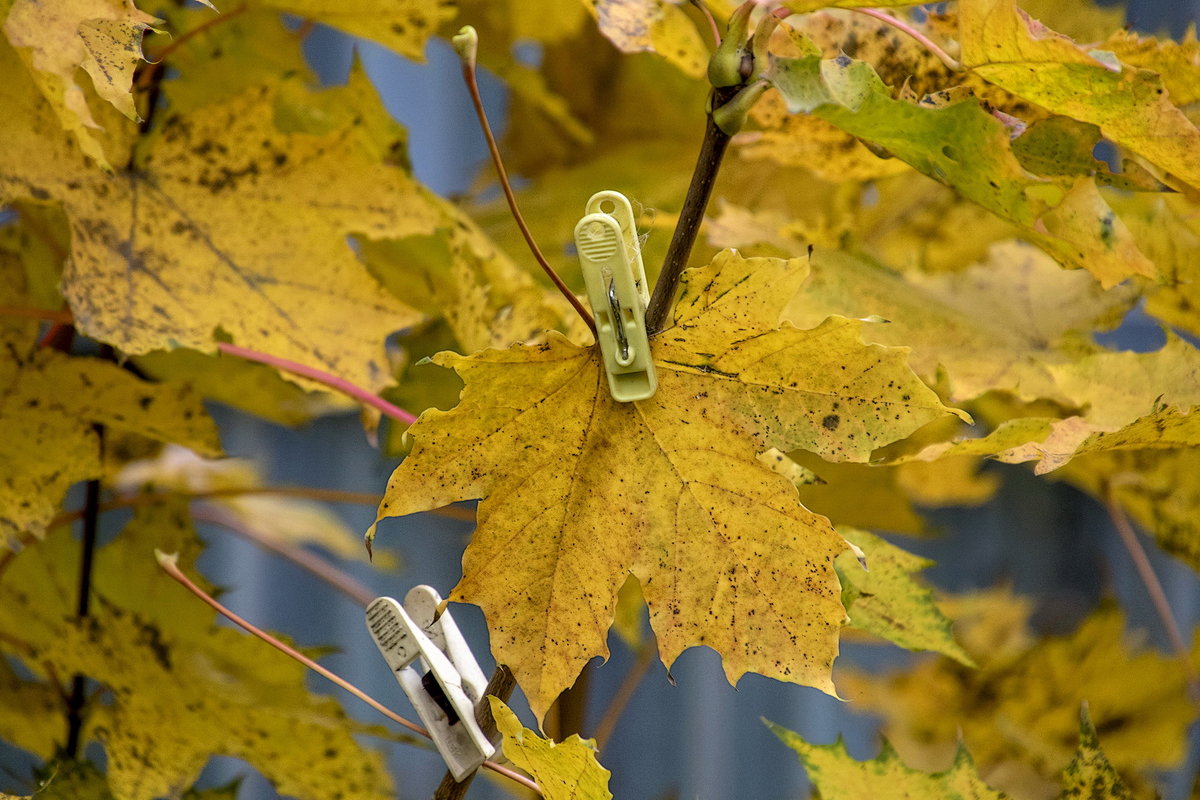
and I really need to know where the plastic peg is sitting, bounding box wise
[575,190,658,403]
[365,587,495,780]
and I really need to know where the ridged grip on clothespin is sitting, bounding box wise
[365,587,495,781]
[575,190,657,403]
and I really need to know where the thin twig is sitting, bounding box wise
[644,104,735,334]
[189,504,376,607]
[848,8,961,71]
[592,644,656,751]
[216,342,417,424]
[454,40,596,335]
[157,554,541,794]
[1103,482,1200,702]
[49,487,475,531]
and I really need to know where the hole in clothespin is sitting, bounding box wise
[607,279,632,365]
[421,669,461,725]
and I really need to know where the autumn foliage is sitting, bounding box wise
[2,0,1199,798]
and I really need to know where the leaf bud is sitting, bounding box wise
[708,1,756,88]
[452,25,478,69]
[712,80,769,135]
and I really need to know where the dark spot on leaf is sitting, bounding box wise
[822,414,840,430]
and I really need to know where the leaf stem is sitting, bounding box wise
[592,643,656,751]
[688,0,722,46]
[216,342,417,424]
[848,8,960,72]
[156,553,542,794]
[454,39,596,336]
[1102,482,1200,702]
[645,102,735,334]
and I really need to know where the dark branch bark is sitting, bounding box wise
[644,87,737,334]
[432,666,518,800]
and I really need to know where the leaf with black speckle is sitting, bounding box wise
[0,504,396,800]
[371,250,963,719]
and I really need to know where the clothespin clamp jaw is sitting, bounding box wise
[575,190,658,403]
[365,586,496,781]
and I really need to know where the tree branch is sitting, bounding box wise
[64,474,101,758]
[433,666,518,800]
[644,93,736,334]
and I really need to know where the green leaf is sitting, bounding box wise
[764,50,1155,287]
[836,528,974,665]
[0,659,61,761]
[960,0,1200,193]
[489,697,613,800]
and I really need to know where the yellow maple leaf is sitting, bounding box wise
[259,0,454,61]
[839,604,1195,798]
[0,334,221,549]
[0,40,435,395]
[2,0,160,167]
[583,0,709,79]
[371,250,963,718]
[768,728,1006,800]
[0,507,396,800]
[489,698,613,800]
[785,242,1136,404]
[959,0,1200,193]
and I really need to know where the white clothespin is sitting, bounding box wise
[575,190,657,403]
[365,586,495,780]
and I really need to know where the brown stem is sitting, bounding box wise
[433,666,518,800]
[457,56,596,335]
[644,99,735,334]
[592,643,656,751]
[1103,482,1200,702]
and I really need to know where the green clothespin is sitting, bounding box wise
[575,191,657,403]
